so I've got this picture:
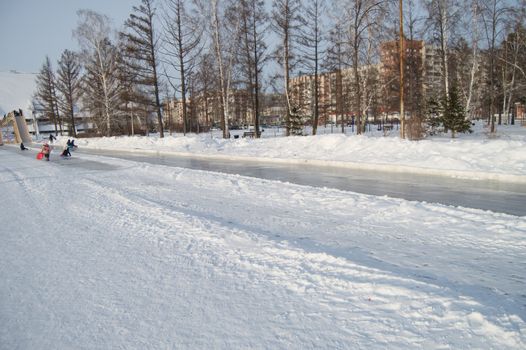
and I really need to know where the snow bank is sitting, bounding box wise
[63,122,526,183]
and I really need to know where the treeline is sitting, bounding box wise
[35,0,525,139]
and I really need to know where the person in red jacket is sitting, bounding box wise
[41,143,51,161]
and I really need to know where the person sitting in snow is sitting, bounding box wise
[20,142,29,151]
[61,146,71,158]
[67,139,77,151]
[41,143,51,161]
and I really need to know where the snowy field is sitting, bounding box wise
[51,121,526,183]
[1,147,525,349]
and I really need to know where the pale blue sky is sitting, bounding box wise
[0,0,137,73]
[2,0,521,74]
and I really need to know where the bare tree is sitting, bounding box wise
[56,50,82,137]
[210,0,240,138]
[463,0,483,118]
[271,0,302,136]
[403,0,426,139]
[341,0,388,135]
[116,44,151,136]
[120,0,165,138]
[238,0,268,138]
[75,9,122,136]
[424,0,461,99]
[498,7,525,124]
[193,51,219,130]
[162,0,203,135]
[480,0,511,133]
[298,0,326,135]
[447,1,487,121]
[325,17,350,133]
[82,38,124,135]
[35,57,62,135]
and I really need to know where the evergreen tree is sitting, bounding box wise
[289,106,303,135]
[425,96,442,135]
[442,86,471,138]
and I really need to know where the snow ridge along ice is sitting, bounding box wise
[65,122,526,183]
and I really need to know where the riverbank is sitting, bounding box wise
[48,122,526,183]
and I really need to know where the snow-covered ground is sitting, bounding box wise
[53,121,526,183]
[1,148,525,349]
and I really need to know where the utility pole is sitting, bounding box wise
[399,0,405,139]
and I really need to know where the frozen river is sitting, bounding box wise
[76,148,526,217]
[3,145,523,216]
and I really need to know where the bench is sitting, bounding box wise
[243,131,256,138]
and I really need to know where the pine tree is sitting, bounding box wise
[442,86,471,138]
[289,106,303,135]
[425,96,442,135]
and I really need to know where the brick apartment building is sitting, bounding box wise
[290,39,444,125]
[290,64,380,125]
